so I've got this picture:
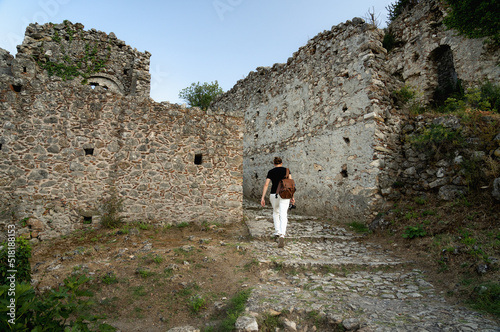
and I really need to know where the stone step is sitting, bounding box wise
[246,216,359,241]
[251,239,409,271]
[246,281,500,332]
[242,201,500,331]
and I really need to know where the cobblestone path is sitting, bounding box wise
[242,201,500,332]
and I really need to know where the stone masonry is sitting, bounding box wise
[2,0,500,240]
[387,0,500,103]
[213,18,397,220]
[212,0,500,220]
[0,22,243,242]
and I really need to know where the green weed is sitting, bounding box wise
[101,272,118,285]
[468,282,500,317]
[347,221,370,234]
[403,224,427,239]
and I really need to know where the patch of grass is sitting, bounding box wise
[414,196,427,205]
[101,272,118,285]
[217,288,252,332]
[468,282,500,317]
[404,211,419,220]
[259,313,282,331]
[177,222,189,228]
[347,221,370,234]
[131,285,147,297]
[137,268,154,278]
[243,259,259,271]
[153,255,164,264]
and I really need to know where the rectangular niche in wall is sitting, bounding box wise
[83,216,92,224]
[194,153,203,165]
[84,148,94,156]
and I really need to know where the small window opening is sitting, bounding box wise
[343,137,350,145]
[124,69,129,75]
[83,216,92,224]
[23,67,27,73]
[341,164,348,178]
[12,84,22,92]
[84,148,94,156]
[90,83,98,90]
[194,153,203,165]
[255,173,258,179]
[0,144,2,151]
[342,104,348,112]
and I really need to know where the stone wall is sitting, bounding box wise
[213,18,398,219]
[0,23,243,242]
[386,0,500,104]
[14,21,151,97]
[212,0,500,220]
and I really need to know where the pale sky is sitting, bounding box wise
[0,0,393,104]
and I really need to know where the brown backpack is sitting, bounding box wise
[276,168,296,199]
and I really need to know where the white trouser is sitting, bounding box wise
[269,194,290,237]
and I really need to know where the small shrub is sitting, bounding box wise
[408,124,465,161]
[0,275,114,331]
[100,192,123,228]
[383,32,396,52]
[460,156,485,190]
[403,225,427,239]
[189,294,206,314]
[393,85,416,105]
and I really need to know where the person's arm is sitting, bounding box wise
[261,178,271,207]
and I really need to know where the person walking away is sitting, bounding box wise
[260,157,295,248]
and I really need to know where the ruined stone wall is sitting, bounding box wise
[14,21,151,97]
[213,19,398,219]
[212,0,500,220]
[0,23,243,242]
[386,0,500,103]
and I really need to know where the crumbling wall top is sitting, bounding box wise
[12,20,151,97]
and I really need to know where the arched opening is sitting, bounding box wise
[430,45,461,106]
[87,74,124,95]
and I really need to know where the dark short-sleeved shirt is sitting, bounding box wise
[266,167,290,194]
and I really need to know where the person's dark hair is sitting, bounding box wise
[273,157,282,165]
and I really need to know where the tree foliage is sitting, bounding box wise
[386,0,419,25]
[443,0,500,45]
[178,81,224,111]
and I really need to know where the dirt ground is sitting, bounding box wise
[29,190,500,331]
[366,190,500,306]
[30,221,261,331]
